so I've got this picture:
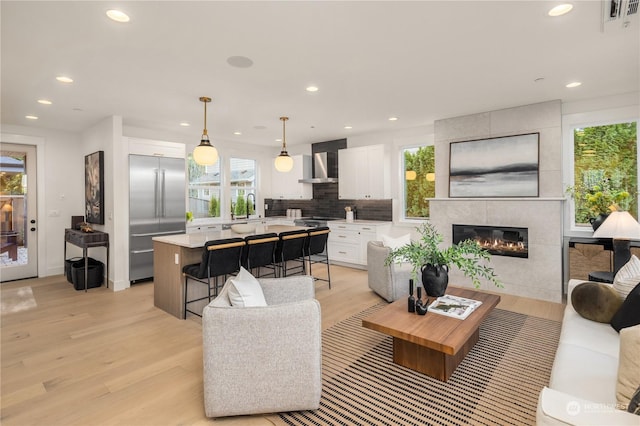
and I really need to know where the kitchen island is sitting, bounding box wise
[152,224,308,319]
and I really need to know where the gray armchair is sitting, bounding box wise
[202,275,321,418]
[367,240,420,302]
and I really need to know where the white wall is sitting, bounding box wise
[1,124,84,277]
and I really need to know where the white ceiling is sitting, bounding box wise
[1,1,638,149]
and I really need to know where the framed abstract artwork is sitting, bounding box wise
[449,133,539,198]
[85,150,104,224]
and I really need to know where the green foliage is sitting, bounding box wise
[571,122,637,223]
[404,146,435,218]
[208,196,220,217]
[0,173,24,195]
[385,222,502,289]
[234,191,246,216]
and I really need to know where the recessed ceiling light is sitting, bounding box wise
[344,125,352,130]
[233,131,242,136]
[548,4,573,17]
[37,99,52,105]
[227,56,253,68]
[566,81,582,88]
[306,86,319,92]
[106,9,130,22]
[275,138,282,142]
[388,117,398,121]
[56,76,73,83]
[25,115,38,120]
[179,122,190,127]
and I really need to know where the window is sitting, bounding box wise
[571,121,637,225]
[403,145,435,220]
[187,155,221,218]
[230,157,256,218]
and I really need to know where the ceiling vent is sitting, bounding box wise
[602,0,639,31]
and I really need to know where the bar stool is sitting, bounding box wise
[275,230,308,277]
[183,238,245,319]
[242,233,279,278]
[306,226,331,288]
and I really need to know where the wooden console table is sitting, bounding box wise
[64,228,109,292]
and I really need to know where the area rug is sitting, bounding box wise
[278,303,561,426]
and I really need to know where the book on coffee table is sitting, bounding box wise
[427,294,483,320]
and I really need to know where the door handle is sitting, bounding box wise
[30,227,36,232]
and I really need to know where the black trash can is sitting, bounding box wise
[65,257,83,283]
[71,258,104,290]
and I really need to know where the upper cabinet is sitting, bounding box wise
[271,154,313,199]
[127,137,186,159]
[338,144,389,199]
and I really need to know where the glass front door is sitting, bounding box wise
[1,143,38,281]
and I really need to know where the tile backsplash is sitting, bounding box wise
[265,183,392,221]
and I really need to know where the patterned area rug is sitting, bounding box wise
[278,303,561,426]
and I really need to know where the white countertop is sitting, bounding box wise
[153,224,308,248]
[328,219,392,226]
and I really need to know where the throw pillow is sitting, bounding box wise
[613,255,640,299]
[381,233,411,251]
[616,324,640,409]
[571,281,623,323]
[629,385,640,415]
[228,267,267,308]
[610,282,640,332]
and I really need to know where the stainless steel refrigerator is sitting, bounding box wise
[129,154,186,283]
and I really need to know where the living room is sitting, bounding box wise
[1,1,639,425]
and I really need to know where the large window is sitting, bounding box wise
[188,155,221,218]
[571,121,637,225]
[403,145,435,220]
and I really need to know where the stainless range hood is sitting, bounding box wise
[299,152,338,183]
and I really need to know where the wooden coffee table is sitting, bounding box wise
[362,286,500,381]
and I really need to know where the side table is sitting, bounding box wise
[64,229,109,292]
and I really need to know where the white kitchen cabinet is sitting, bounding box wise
[338,144,388,199]
[327,221,392,268]
[271,154,313,199]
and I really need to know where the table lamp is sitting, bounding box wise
[592,211,640,275]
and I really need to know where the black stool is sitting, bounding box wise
[275,230,308,277]
[183,238,244,319]
[242,233,278,278]
[306,227,331,288]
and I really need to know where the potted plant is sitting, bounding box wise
[385,222,502,297]
[566,170,632,230]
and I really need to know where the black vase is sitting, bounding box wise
[421,263,449,297]
[590,214,609,231]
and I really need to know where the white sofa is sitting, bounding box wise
[536,279,638,425]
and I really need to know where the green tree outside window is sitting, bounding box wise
[404,146,435,219]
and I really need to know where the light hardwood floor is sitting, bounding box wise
[1,266,564,425]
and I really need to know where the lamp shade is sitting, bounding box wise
[592,211,640,240]
[274,153,294,172]
[193,139,218,166]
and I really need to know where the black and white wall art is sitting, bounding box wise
[449,133,539,197]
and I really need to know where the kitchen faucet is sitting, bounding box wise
[246,193,255,218]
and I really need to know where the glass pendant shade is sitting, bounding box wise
[275,152,294,172]
[274,116,293,172]
[193,96,218,166]
[193,137,218,166]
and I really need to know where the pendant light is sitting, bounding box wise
[274,116,294,172]
[193,96,219,166]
